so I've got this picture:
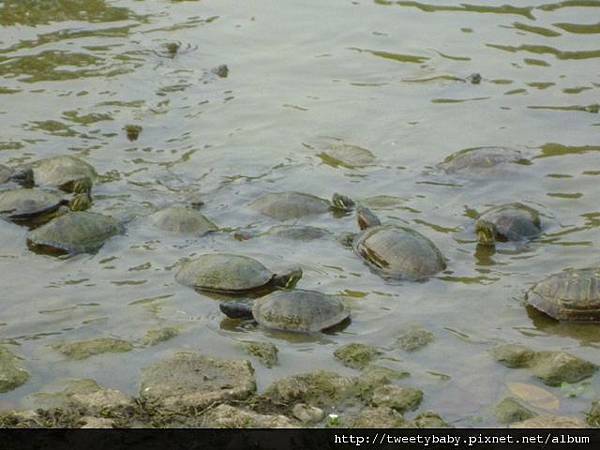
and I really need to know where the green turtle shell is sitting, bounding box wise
[477,203,541,241]
[249,192,331,220]
[526,268,600,322]
[0,189,65,225]
[438,147,526,175]
[175,253,276,294]
[354,225,446,280]
[27,211,123,255]
[252,289,349,333]
[27,155,97,191]
[151,207,217,235]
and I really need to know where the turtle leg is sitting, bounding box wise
[9,168,34,188]
[60,177,93,194]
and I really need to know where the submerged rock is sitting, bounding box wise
[355,365,410,400]
[52,338,133,360]
[370,385,423,413]
[201,404,295,428]
[494,397,536,424]
[511,415,588,428]
[491,344,536,368]
[0,346,30,393]
[587,400,600,427]
[334,343,381,369]
[291,403,325,424]
[350,406,405,428]
[141,327,179,346]
[396,326,435,352]
[32,379,132,412]
[409,411,451,428]
[239,340,279,368]
[140,352,256,410]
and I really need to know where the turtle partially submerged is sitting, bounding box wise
[220,289,350,333]
[0,165,34,188]
[24,155,97,193]
[476,203,542,247]
[150,206,217,236]
[175,253,302,296]
[438,146,529,177]
[526,268,600,322]
[27,211,123,255]
[0,189,91,227]
[235,225,330,242]
[249,192,354,220]
[345,207,446,280]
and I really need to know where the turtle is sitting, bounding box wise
[0,189,91,228]
[234,225,331,242]
[219,289,350,333]
[0,164,34,188]
[175,253,302,296]
[526,268,600,322]
[27,211,124,255]
[344,206,446,280]
[23,155,97,193]
[249,192,354,221]
[437,146,529,176]
[150,206,217,236]
[475,203,542,247]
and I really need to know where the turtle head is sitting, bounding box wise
[357,206,381,230]
[219,302,254,320]
[476,220,497,247]
[273,267,303,289]
[337,232,357,249]
[10,168,34,188]
[69,193,92,212]
[331,193,355,212]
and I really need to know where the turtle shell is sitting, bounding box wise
[151,207,217,235]
[0,165,12,184]
[27,211,123,255]
[175,253,275,294]
[252,289,349,333]
[438,147,527,175]
[477,203,541,241]
[266,225,330,241]
[27,155,97,191]
[354,225,446,280]
[0,189,65,225]
[249,192,331,220]
[526,268,600,322]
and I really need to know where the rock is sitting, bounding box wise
[52,338,133,360]
[80,417,115,428]
[494,397,536,424]
[0,346,30,393]
[370,385,423,413]
[32,379,132,412]
[201,404,295,428]
[142,327,179,346]
[511,415,588,428]
[587,400,600,427]
[240,341,279,368]
[410,411,451,428]
[264,370,355,407]
[396,326,435,352]
[140,352,256,410]
[355,365,410,400]
[491,344,536,368]
[530,351,597,386]
[350,406,404,428]
[291,403,325,424]
[334,343,380,369]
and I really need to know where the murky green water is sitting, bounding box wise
[1,0,599,426]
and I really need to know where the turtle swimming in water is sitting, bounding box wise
[150,206,217,236]
[23,155,97,193]
[175,253,302,296]
[0,165,34,188]
[476,203,542,247]
[249,192,354,220]
[234,225,331,242]
[344,206,446,281]
[220,289,350,333]
[0,189,91,228]
[27,211,124,256]
[437,146,529,178]
[526,268,600,322]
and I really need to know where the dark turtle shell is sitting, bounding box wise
[25,155,97,192]
[477,203,542,241]
[438,146,528,176]
[354,225,446,280]
[150,207,217,235]
[526,268,600,322]
[0,189,67,226]
[249,192,331,220]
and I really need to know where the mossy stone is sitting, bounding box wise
[0,346,30,393]
[410,411,451,428]
[142,327,179,346]
[355,365,410,400]
[396,327,434,352]
[240,341,279,368]
[201,404,295,428]
[491,344,536,368]
[334,343,380,369]
[52,338,133,360]
[350,406,405,428]
[370,385,423,413]
[511,415,588,428]
[32,379,132,412]
[531,351,597,386]
[494,397,536,424]
[291,404,325,424]
[587,400,600,427]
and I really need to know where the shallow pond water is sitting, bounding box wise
[0,0,599,426]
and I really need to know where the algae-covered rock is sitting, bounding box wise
[396,326,434,352]
[355,365,410,400]
[80,417,115,429]
[334,343,381,369]
[511,415,588,428]
[530,351,597,386]
[201,404,296,428]
[370,385,423,413]
[410,411,451,428]
[494,397,537,424]
[291,403,325,424]
[491,344,536,368]
[587,400,600,427]
[350,406,405,428]
[0,346,30,393]
[142,327,179,346]
[140,352,256,410]
[52,338,133,360]
[263,370,355,407]
[240,340,279,368]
